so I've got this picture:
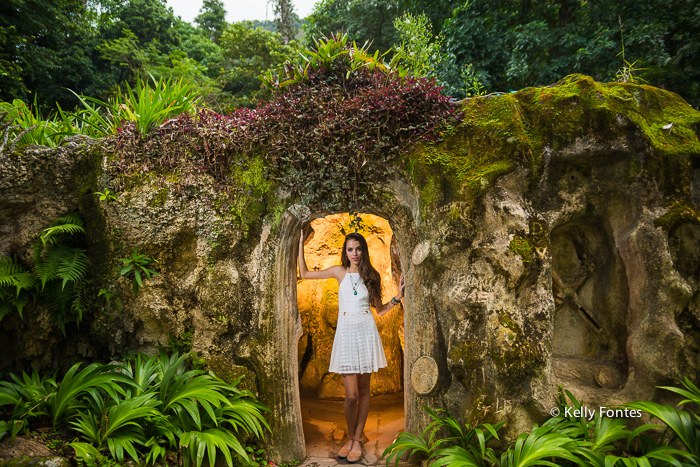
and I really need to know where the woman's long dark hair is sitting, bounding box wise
[341,233,382,309]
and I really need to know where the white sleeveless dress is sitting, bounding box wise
[328,271,387,374]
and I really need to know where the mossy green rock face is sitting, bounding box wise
[1,76,700,463]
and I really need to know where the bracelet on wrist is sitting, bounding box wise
[391,296,399,305]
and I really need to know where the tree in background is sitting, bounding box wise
[95,0,182,54]
[272,0,296,44]
[303,0,401,54]
[301,0,699,106]
[3,0,697,115]
[0,0,109,111]
[218,22,301,109]
[396,0,460,36]
[438,0,700,105]
[195,0,227,43]
[178,21,224,79]
[393,12,443,79]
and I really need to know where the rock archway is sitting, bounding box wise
[264,193,445,462]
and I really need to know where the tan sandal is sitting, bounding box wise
[338,435,353,458]
[347,438,363,463]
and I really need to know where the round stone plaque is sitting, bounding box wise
[412,241,431,265]
[411,356,438,395]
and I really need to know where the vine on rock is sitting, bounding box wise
[105,34,461,211]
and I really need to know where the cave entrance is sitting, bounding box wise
[297,213,405,460]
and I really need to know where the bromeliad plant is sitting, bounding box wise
[119,249,159,294]
[0,98,82,150]
[0,73,200,154]
[73,74,199,137]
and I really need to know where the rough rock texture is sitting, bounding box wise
[2,76,700,463]
[0,437,58,462]
[296,213,403,398]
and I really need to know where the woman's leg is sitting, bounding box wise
[352,372,371,440]
[341,374,359,451]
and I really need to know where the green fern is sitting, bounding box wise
[34,214,85,263]
[0,256,37,295]
[44,282,86,334]
[0,256,37,320]
[40,214,85,245]
[15,213,92,331]
[35,245,89,291]
[56,247,89,290]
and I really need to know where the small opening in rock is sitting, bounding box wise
[296,212,405,459]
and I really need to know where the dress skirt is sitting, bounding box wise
[328,308,387,374]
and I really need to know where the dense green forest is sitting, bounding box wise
[1,0,698,116]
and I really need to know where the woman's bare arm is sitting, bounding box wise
[298,230,344,281]
[376,275,405,317]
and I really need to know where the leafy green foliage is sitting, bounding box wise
[195,0,227,43]
[48,362,131,429]
[383,405,502,467]
[0,99,81,149]
[438,0,700,105]
[0,0,108,111]
[627,378,700,462]
[33,215,89,331]
[37,214,86,249]
[0,256,37,320]
[393,12,443,79]
[104,33,459,213]
[95,0,182,59]
[75,74,199,137]
[0,352,271,466]
[218,22,301,109]
[252,33,459,210]
[94,190,117,203]
[383,386,700,467]
[303,0,402,55]
[119,249,159,295]
[1,214,89,331]
[1,72,201,151]
[499,423,580,467]
[0,367,56,441]
[461,64,487,98]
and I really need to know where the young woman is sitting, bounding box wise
[298,230,405,463]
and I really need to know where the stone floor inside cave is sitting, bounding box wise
[298,392,412,466]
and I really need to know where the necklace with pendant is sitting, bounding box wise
[349,272,360,295]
